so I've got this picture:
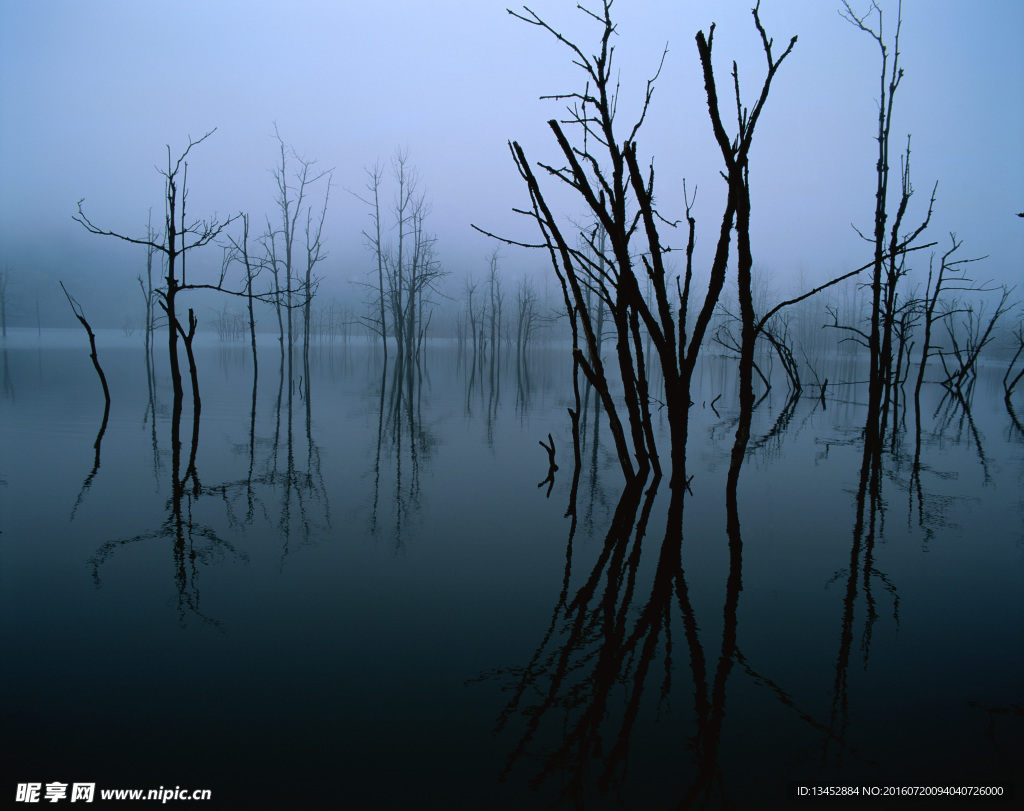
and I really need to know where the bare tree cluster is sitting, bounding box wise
[310,298,355,344]
[358,149,446,366]
[223,128,332,387]
[481,1,795,491]
[212,302,250,342]
[266,126,332,368]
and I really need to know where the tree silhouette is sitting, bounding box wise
[74,131,238,415]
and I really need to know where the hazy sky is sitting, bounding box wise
[1,0,1022,326]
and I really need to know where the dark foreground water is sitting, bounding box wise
[1,330,1022,809]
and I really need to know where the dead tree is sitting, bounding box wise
[59,281,111,411]
[303,175,331,373]
[479,2,794,491]
[486,248,504,361]
[480,2,669,484]
[226,213,264,382]
[465,276,480,358]
[712,316,772,392]
[356,161,389,361]
[761,316,802,394]
[538,433,558,496]
[1002,323,1024,434]
[939,285,1015,398]
[840,1,937,451]
[74,130,237,414]
[1005,323,1024,399]
[366,151,447,367]
[386,150,418,363]
[62,281,113,519]
[514,275,542,368]
[697,3,796,426]
[911,234,984,405]
[401,195,444,364]
[137,212,160,365]
[268,125,331,375]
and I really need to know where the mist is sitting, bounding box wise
[1,0,1021,333]
[2,3,1024,807]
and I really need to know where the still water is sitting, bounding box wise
[1,330,1021,808]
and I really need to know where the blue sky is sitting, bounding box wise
[1,0,1021,326]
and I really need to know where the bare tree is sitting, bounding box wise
[356,161,389,361]
[400,192,444,363]
[465,275,480,357]
[696,2,797,427]
[840,0,937,450]
[267,125,332,377]
[486,248,504,361]
[482,1,673,484]
[74,130,238,413]
[514,275,543,365]
[303,175,331,373]
[480,2,794,491]
[911,233,985,406]
[226,213,263,380]
[360,149,447,367]
[387,150,417,361]
[59,281,111,411]
[137,211,160,364]
[1004,323,1024,431]
[939,285,1015,398]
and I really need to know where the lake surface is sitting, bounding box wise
[1,330,1021,808]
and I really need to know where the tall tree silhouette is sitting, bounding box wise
[74,130,238,415]
[480,1,794,491]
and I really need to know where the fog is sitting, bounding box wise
[3,5,1024,804]
[1,0,1021,330]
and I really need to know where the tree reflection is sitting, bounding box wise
[1,347,12,398]
[69,391,110,520]
[481,345,945,805]
[484,359,758,808]
[826,444,884,763]
[576,381,614,541]
[88,397,243,628]
[367,356,437,552]
[206,350,331,563]
[491,478,657,804]
[514,345,532,417]
[83,346,331,624]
